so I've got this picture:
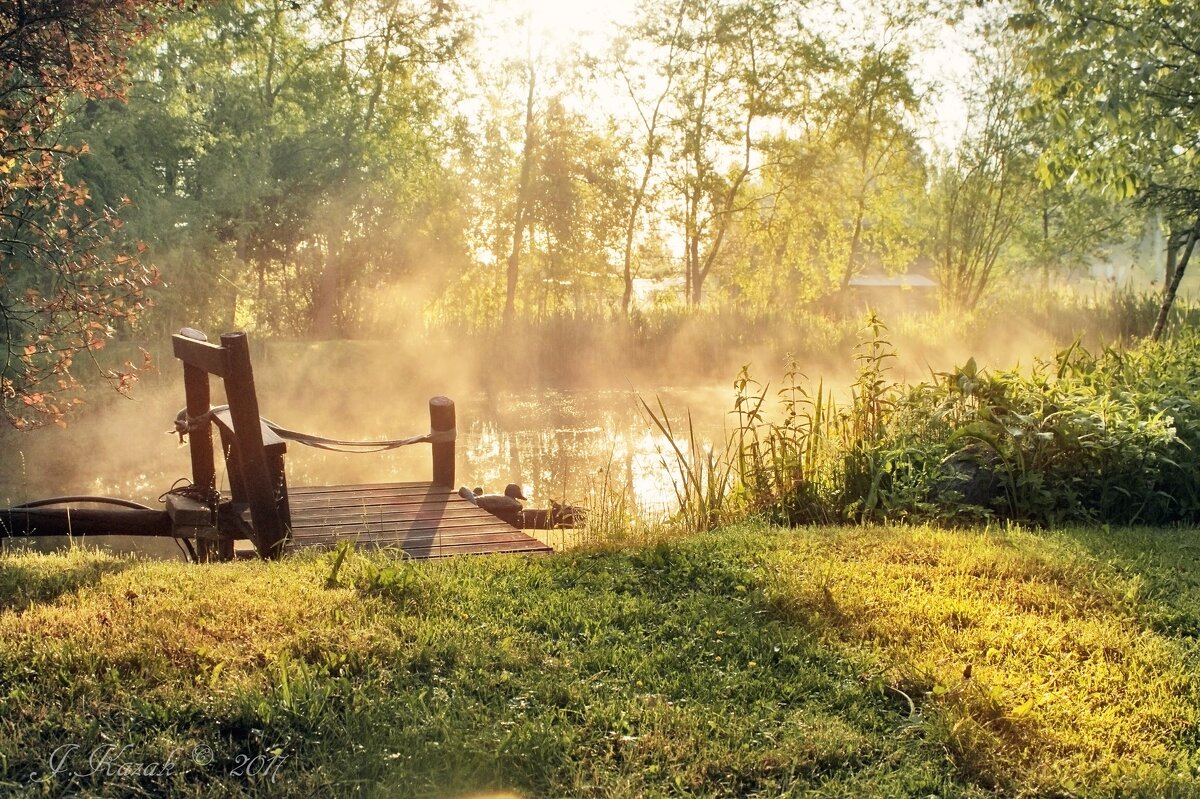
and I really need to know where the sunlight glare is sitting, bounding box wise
[466,0,636,61]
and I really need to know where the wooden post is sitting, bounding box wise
[221,332,288,558]
[429,396,455,488]
[179,329,220,562]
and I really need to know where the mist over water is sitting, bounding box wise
[0,340,735,558]
[0,316,1082,559]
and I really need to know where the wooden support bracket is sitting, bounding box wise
[165,493,214,527]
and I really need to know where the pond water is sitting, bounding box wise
[1,346,738,559]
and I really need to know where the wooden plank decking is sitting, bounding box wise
[284,481,553,559]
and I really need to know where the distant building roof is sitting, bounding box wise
[848,274,937,289]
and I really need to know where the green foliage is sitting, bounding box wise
[1020,0,1199,217]
[1019,0,1200,335]
[731,318,1200,527]
[0,0,179,427]
[69,0,470,338]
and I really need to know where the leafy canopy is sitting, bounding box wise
[1,0,186,427]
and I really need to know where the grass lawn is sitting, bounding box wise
[0,523,1198,797]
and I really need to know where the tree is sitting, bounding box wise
[719,131,841,309]
[1016,171,1135,289]
[1019,0,1200,338]
[524,99,629,317]
[503,52,537,327]
[830,42,923,291]
[70,0,468,339]
[662,0,828,307]
[612,0,687,317]
[927,44,1032,310]
[1,0,185,428]
[713,21,928,312]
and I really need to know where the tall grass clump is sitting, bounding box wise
[728,316,904,525]
[577,456,665,548]
[640,396,740,532]
[645,315,908,531]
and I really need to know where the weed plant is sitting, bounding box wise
[640,396,740,533]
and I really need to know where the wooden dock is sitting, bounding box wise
[2,330,566,563]
[285,482,553,558]
[163,327,559,562]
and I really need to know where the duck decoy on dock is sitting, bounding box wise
[459,484,527,527]
[458,487,584,530]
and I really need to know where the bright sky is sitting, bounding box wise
[460,0,976,151]
[483,0,638,47]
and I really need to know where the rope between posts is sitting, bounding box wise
[173,406,455,453]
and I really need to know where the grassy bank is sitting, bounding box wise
[1,524,1198,797]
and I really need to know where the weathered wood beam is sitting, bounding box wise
[179,328,222,560]
[172,330,229,377]
[221,332,288,558]
[0,508,173,538]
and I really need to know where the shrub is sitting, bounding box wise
[727,319,1200,527]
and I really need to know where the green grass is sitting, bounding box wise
[1,525,1198,797]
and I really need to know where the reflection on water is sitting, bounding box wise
[460,387,729,515]
[1,360,734,558]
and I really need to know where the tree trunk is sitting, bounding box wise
[1042,205,1051,291]
[313,237,343,338]
[617,35,681,316]
[841,200,865,290]
[1151,214,1200,342]
[1164,227,1190,288]
[504,66,537,328]
[621,166,652,317]
[687,209,700,306]
[312,258,341,338]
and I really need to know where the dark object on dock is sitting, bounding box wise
[460,484,526,527]
[521,501,585,529]
[457,486,583,529]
